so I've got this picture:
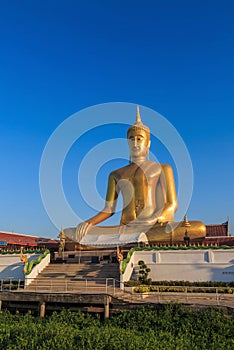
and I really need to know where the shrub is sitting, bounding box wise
[124,280,140,287]
[138,260,152,285]
[134,286,150,293]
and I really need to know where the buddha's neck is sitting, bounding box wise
[131,156,146,165]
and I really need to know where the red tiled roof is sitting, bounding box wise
[204,237,234,246]
[206,222,229,237]
[0,231,58,247]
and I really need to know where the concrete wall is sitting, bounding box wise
[122,249,234,283]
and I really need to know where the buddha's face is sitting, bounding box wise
[128,129,150,159]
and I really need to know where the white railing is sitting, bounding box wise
[1,278,234,307]
[53,249,124,264]
[24,277,119,295]
[1,278,233,301]
[120,288,234,308]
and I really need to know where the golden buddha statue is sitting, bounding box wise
[65,107,206,245]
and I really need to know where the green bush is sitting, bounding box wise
[0,306,233,349]
[133,286,150,293]
[129,280,234,294]
[0,249,47,255]
[137,260,152,285]
[124,280,140,287]
[151,280,234,288]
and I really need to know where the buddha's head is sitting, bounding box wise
[127,107,151,160]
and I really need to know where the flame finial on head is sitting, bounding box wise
[127,106,150,139]
[136,105,141,123]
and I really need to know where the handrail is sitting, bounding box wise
[1,277,233,297]
[1,279,234,310]
[53,249,124,264]
[0,278,24,291]
[131,285,234,294]
[0,277,120,295]
[28,277,118,294]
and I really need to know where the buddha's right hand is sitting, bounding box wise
[76,222,93,242]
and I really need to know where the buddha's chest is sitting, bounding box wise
[120,163,162,186]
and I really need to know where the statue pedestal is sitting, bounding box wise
[64,220,206,247]
[64,226,149,247]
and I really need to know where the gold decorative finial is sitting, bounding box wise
[127,106,150,139]
[182,214,191,227]
[58,228,66,258]
[136,106,141,123]
[58,228,66,240]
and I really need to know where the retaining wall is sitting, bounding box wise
[122,249,234,283]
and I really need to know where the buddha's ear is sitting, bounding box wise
[148,140,151,148]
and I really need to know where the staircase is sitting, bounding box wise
[25,261,120,294]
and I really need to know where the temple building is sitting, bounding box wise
[0,231,58,251]
[204,221,234,246]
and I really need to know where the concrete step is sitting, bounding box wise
[26,262,120,293]
[38,263,119,278]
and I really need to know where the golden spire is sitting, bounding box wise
[136,105,141,123]
[127,106,150,138]
[182,214,191,227]
[135,105,144,127]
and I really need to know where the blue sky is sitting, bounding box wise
[0,1,233,238]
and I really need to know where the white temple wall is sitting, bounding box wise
[122,250,234,283]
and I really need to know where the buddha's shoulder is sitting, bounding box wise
[160,163,173,172]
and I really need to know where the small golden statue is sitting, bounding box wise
[65,107,206,245]
[117,247,123,263]
[20,247,28,264]
[58,229,66,258]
